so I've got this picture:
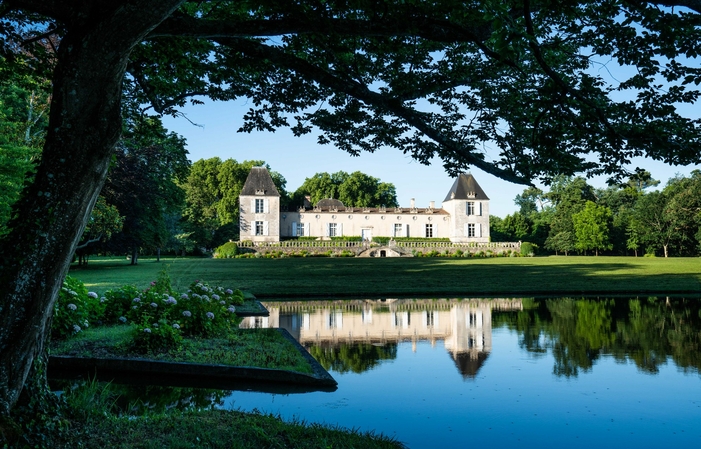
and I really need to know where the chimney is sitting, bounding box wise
[410,198,415,209]
[429,201,435,209]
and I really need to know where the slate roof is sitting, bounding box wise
[443,173,489,202]
[240,167,280,197]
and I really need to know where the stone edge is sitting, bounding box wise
[48,329,336,388]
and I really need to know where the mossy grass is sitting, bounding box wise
[72,256,701,298]
[51,325,313,374]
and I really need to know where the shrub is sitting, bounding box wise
[520,242,537,257]
[53,276,101,340]
[131,319,183,354]
[214,241,238,258]
[102,284,141,324]
[148,266,176,296]
[172,281,244,338]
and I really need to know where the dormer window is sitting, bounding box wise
[255,189,265,195]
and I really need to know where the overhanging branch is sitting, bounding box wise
[222,37,531,185]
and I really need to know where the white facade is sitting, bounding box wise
[239,168,490,243]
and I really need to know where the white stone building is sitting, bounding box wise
[239,167,490,243]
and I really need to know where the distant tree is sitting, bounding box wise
[293,171,398,208]
[181,158,287,248]
[496,212,532,241]
[74,197,124,266]
[544,176,596,254]
[663,171,701,255]
[633,191,677,257]
[572,201,613,256]
[623,168,660,194]
[545,231,576,256]
[101,118,190,264]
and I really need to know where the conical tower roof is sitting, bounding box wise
[240,166,280,196]
[443,173,489,202]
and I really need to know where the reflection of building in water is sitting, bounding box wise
[241,298,522,378]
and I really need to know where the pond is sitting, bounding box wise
[230,297,701,448]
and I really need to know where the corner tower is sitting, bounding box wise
[442,173,490,243]
[239,167,280,242]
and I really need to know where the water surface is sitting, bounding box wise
[233,297,701,448]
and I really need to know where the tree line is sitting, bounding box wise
[491,170,701,257]
[0,84,400,261]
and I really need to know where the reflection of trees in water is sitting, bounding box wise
[309,343,398,374]
[493,297,701,377]
[111,385,228,414]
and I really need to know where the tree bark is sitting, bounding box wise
[0,0,185,416]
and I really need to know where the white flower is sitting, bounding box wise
[212,294,220,301]
[201,295,209,301]
[87,292,98,299]
[150,302,158,308]
[132,305,138,309]
[67,303,77,311]
[133,297,141,303]
[227,306,236,313]
[119,316,127,323]
[72,324,81,333]
[182,310,192,317]
[143,328,151,333]
[206,312,214,319]
[220,301,226,305]
[225,289,233,295]
[165,297,177,305]
[172,323,180,330]
[180,293,189,299]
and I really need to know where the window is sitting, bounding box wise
[394,223,402,236]
[329,223,338,237]
[255,221,264,236]
[425,223,433,238]
[467,223,476,237]
[255,198,265,213]
[466,201,475,215]
[297,223,305,236]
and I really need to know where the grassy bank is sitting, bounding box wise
[72,256,701,298]
[75,408,403,449]
[51,326,313,374]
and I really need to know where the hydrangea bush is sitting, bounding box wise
[53,269,247,353]
[52,276,102,340]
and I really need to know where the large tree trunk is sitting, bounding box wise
[0,0,185,417]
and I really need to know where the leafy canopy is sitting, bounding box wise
[5,0,701,186]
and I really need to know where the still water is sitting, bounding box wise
[232,297,701,448]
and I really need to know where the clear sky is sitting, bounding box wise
[162,98,700,218]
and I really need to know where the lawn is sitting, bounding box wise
[71,255,701,298]
[51,325,314,374]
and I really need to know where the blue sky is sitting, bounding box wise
[162,98,700,218]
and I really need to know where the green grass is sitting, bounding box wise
[71,255,701,298]
[51,325,314,374]
[75,409,404,449]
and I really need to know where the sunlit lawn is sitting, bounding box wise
[71,255,701,298]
